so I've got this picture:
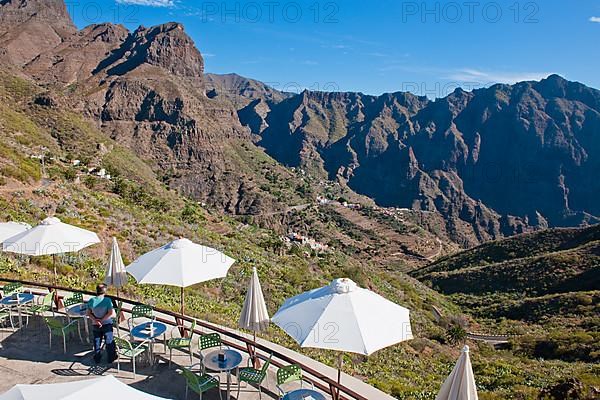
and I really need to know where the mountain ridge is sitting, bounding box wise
[1,0,599,246]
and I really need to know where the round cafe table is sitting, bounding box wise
[65,303,89,343]
[202,349,243,399]
[131,321,167,365]
[1,293,34,327]
[282,388,326,400]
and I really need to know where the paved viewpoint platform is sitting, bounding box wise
[0,319,298,400]
[0,285,395,400]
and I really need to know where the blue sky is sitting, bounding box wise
[68,0,600,97]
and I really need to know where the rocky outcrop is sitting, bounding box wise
[0,0,76,66]
[24,23,129,85]
[96,23,203,79]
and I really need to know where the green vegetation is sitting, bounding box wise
[412,224,600,398]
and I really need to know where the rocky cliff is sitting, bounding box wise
[230,76,600,242]
[0,0,77,66]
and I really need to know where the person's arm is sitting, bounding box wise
[101,308,115,321]
[101,300,116,321]
[87,307,102,326]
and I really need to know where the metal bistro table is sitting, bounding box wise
[0,293,34,327]
[203,349,243,399]
[65,303,89,343]
[131,321,167,366]
[282,389,327,400]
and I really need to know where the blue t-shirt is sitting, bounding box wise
[88,295,114,324]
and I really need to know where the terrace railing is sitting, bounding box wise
[0,278,386,400]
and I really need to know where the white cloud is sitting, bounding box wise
[203,53,216,58]
[115,0,174,7]
[590,16,600,23]
[446,68,553,85]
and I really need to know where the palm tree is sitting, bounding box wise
[446,325,467,345]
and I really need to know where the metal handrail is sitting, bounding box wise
[0,278,369,400]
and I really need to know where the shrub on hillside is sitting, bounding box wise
[514,332,600,362]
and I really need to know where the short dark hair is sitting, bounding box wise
[96,284,107,295]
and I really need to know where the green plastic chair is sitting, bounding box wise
[276,364,313,398]
[114,336,148,378]
[29,291,55,314]
[181,364,222,400]
[199,333,223,353]
[112,300,123,337]
[28,291,55,323]
[63,292,86,341]
[44,317,79,354]
[198,333,228,366]
[237,353,272,399]
[167,320,197,366]
[132,304,153,319]
[0,306,14,332]
[2,282,22,296]
[63,292,83,308]
[127,304,154,330]
[128,304,157,345]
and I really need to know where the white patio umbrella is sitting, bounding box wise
[104,237,127,295]
[435,345,479,400]
[272,278,413,386]
[239,266,270,360]
[126,238,235,315]
[0,375,171,400]
[2,217,100,279]
[0,222,31,244]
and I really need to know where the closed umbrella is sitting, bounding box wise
[436,345,478,400]
[272,278,413,389]
[126,238,235,315]
[0,375,170,400]
[0,222,31,244]
[239,267,270,364]
[2,217,100,280]
[104,237,127,295]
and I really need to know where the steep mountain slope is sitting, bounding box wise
[234,79,600,244]
[0,0,76,66]
[413,224,600,278]
[0,0,306,215]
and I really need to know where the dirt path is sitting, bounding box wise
[0,179,52,193]
[234,203,312,217]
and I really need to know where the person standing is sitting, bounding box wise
[87,283,117,364]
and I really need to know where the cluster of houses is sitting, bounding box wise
[315,196,361,209]
[71,160,112,180]
[282,232,331,252]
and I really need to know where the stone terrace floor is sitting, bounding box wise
[0,316,323,400]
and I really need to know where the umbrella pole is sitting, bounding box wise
[52,254,57,283]
[180,286,185,316]
[177,287,188,338]
[252,331,261,369]
[336,353,344,399]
